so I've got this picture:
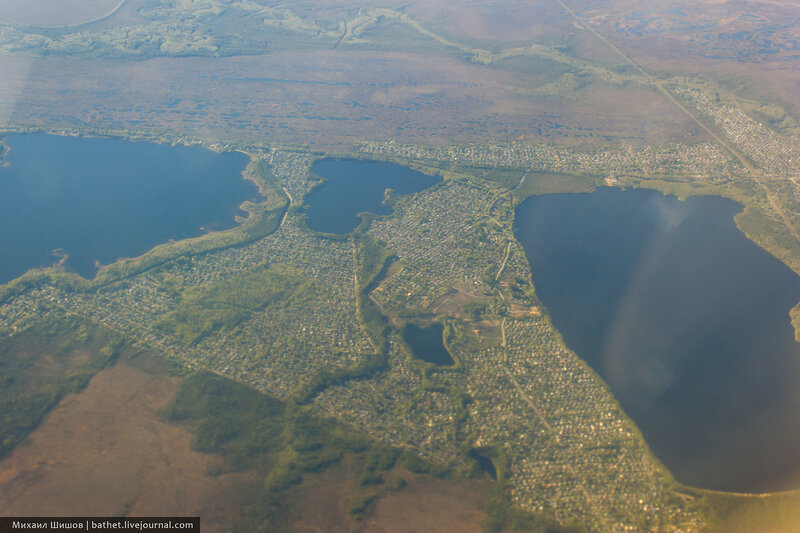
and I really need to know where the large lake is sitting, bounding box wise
[514,187,800,492]
[305,158,440,234]
[0,133,256,283]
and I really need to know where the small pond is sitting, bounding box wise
[402,323,455,366]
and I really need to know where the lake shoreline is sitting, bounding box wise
[514,186,800,493]
[0,132,277,289]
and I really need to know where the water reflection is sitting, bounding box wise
[514,187,800,492]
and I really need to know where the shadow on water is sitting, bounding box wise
[513,187,800,492]
[402,323,455,366]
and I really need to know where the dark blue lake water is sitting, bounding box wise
[305,158,440,234]
[0,133,256,282]
[403,323,455,366]
[514,187,800,492]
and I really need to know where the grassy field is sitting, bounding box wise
[157,264,315,346]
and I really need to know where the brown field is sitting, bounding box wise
[287,457,492,533]
[467,319,503,344]
[0,348,496,532]
[562,0,800,120]
[0,48,701,150]
[363,471,490,533]
[1,0,749,150]
[1,0,797,150]
[0,361,256,531]
[430,288,488,315]
[407,0,580,45]
[509,304,541,318]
